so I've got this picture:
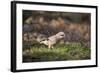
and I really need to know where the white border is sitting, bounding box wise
[16,4,96,70]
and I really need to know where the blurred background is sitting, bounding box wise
[23,10,91,48]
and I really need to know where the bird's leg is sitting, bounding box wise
[48,44,51,49]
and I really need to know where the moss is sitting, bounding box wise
[23,43,90,62]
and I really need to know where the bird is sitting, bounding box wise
[40,32,65,49]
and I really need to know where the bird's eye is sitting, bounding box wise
[61,35,64,36]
